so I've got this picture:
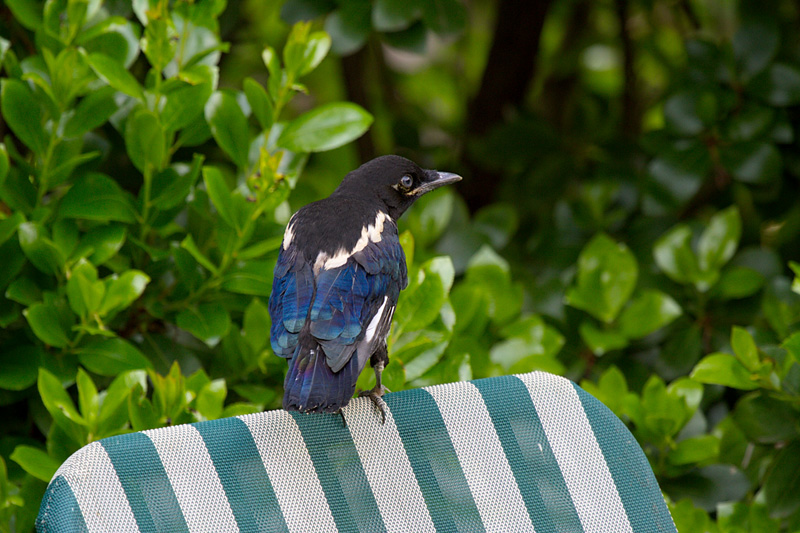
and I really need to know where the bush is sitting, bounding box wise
[2,0,800,531]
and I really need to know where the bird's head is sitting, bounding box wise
[334,155,462,219]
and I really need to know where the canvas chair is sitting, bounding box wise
[36,371,676,532]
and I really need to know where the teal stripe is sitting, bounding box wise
[573,384,677,532]
[101,433,189,533]
[290,412,387,533]
[193,417,288,533]
[474,375,584,533]
[36,475,89,533]
[384,388,485,533]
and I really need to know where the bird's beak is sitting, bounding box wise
[411,171,463,196]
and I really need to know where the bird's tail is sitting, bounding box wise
[283,337,359,413]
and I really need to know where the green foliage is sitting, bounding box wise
[2,0,800,531]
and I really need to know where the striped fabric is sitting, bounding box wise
[36,372,676,533]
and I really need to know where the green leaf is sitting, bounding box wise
[98,270,150,316]
[38,368,86,442]
[653,224,701,285]
[5,276,41,306]
[579,321,628,356]
[406,189,454,248]
[288,30,331,77]
[1,79,48,155]
[141,18,178,71]
[711,266,764,300]
[668,435,719,466]
[66,259,104,317]
[731,326,759,371]
[19,221,65,275]
[77,337,153,375]
[698,207,741,273]
[76,367,99,424]
[619,290,682,339]
[238,236,283,261]
[749,63,800,107]
[422,0,466,35]
[86,52,144,100]
[24,302,73,348]
[221,261,274,296]
[161,77,214,133]
[732,392,799,444]
[373,0,421,31]
[82,224,127,265]
[720,142,782,184]
[663,90,710,136]
[63,85,118,138]
[151,154,204,210]
[490,315,565,373]
[690,353,759,390]
[6,0,43,31]
[59,173,137,222]
[566,233,638,323]
[10,446,59,482]
[97,370,145,437]
[177,304,231,347]
[125,109,165,172]
[243,298,270,353]
[324,4,371,56]
[0,143,9,186]
[763,441,800,517]
[204,91,250,169]
[0,345,42,391]
[128,383,159,431]
[278,102,373,153]
[202,166,241,231]
[243,78,273,131]
[180,234,218,274]
[733,17,778,79]
[0,211,23,249]
[395,257,453,331]
[195,379,226,420]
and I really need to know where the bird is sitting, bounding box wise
[268,155,462,421]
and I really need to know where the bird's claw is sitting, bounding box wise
[358,386,390,424]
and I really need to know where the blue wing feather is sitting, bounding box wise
[270,215,408,412]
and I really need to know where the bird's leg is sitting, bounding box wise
[336,408,347,428]
[359,346,390,424]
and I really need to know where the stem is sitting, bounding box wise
[139,165,153,241]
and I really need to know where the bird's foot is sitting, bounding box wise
[358,385,390,424]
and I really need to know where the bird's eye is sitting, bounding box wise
[400,175,414,189]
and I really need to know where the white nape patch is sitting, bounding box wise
[283,216,296,250]
[315,211,390,273]
[365,297,389,343]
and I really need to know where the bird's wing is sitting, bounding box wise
[311,225,407,373]
[269,244,314,358]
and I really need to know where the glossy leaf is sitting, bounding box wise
[66,259,104,317]
[243,298,270,353]
[202,166,241,231]
[177,304,231,347]
[732,392,799,444]
[38,368,86,442]
[691,353,759,390]
[731,326,759,371]
[204,91,250,169]
[749,63,800,107]
[98,270,150,316]
[161,77,214,133]
[221,261,274,296]
[653,225,700,285]
[1,79,48,155]
[141,19,177,71]
[151,155,204,210]
[195,379,226,420]
[278,102,373,153]
[0,345,42,391]
[63,85,118,138]
[619,290,681,339]
[86,52,144,100]
[125,109,165,172]
[579,321,628,356]
[59,173,137,222]
[668,435,719,466]
[77,337,152,375]
[763,441,800,517]
[566,233,638,323]
[10,446,59,482]
[243,78,273,131]
[18,222,65,275]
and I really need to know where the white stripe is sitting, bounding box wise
[344,396,436,532]
[50,441,139,532]
[143,425,238,533]
[239,411,337,533]
[424,382,535,533]
[364,296,389,343]
[516,372,633,533]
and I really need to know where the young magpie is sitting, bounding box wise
[269,155,461,420]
